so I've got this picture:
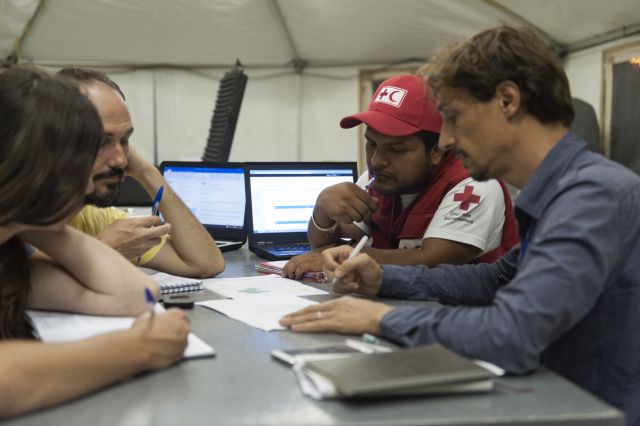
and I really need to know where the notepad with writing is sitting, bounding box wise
[302,344,494,397]
[152,272,204,294]
[27,305,215,359]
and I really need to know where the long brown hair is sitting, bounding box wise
[0,67,102,338]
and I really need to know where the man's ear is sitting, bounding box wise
[430,145,445,166]
[496,81,521,119]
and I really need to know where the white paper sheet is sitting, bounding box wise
[203,274,327,298]
[196,294,317,331]
[27,305,215,359]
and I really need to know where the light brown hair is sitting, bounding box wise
[420,26,574,126]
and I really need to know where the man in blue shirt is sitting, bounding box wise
[281,26,640,422]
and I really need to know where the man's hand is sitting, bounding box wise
[97,216,171,259]
[124,146,155,180]
[314,182,379,227]
[322,245,384,296]
[279,296,393,335]
[282,248,328,280]
[130,308,191,369]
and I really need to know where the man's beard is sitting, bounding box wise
[86,169,124,207]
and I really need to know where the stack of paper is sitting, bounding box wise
[255,261,325,282]
[294,344,503,400]
[198,274,328,332]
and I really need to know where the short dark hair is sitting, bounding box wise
[57,67,126,100]
[416,130,439,152]
[421,26,574,126]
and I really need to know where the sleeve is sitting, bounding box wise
[423,178,505,252]
[378,180,637,374]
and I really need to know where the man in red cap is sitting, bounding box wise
[283,75,518,279]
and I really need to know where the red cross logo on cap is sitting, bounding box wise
[453,185,480,210]
[374,85,407,108]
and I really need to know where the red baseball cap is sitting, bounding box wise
[340,75,442,136]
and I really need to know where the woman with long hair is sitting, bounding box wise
[0,67,191,417]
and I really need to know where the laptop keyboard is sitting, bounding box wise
[266,242,311,255]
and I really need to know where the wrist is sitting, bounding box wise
[311,211,338,234]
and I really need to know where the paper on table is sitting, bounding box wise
[203,274,327,298]
[27,305,215,359]
[196,294,317,332]
[255,261,325,282]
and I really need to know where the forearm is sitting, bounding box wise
[379,249,517,303]
[24,228,156,314]
[308,219,363,249]
[135,166,223,277]
[0,332,148,418]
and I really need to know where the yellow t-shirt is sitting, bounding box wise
[69,205,167,266]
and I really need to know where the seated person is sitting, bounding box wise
[58,67,224,279]
[0,67,190,417]
[283,75,518,279]
[281,27,640,423]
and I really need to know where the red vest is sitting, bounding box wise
[366,153,519,263]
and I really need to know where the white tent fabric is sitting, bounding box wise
[2,0,640,166]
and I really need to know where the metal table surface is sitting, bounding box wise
[7,247,624,426]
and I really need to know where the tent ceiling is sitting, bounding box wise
[2,0,640,68]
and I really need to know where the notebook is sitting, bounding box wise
[244,162,357,260]
[159,161,246,252]
[302,344,494,398]
[152,272,204,295]
[27,306,215,359]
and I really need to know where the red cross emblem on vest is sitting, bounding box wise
[453,185,480,210]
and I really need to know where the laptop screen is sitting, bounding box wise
[162,163,245,231]
[247,165,356,235]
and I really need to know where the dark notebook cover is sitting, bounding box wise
[304,344,493,397]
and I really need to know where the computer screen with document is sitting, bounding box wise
[160,161,246,251]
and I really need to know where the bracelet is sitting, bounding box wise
[311,213,338,234]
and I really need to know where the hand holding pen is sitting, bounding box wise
[331,235,370,285]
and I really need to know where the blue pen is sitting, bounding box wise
[144,287,156,317]
[151,185,164,216]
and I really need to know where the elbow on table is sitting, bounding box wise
[190,256,225,279]
[488,338,542,375]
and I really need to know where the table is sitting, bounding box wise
[8,247,624,426]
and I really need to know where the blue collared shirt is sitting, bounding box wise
[378,132,640,415]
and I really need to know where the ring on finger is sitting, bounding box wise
[315,311,323,320]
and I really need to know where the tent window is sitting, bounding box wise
[603,42,640,174]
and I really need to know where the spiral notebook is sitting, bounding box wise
[151,272,204,294]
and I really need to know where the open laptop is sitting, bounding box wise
[160,161,246,252]
[244,162,357,260]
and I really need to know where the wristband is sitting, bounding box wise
[311,213,338,234]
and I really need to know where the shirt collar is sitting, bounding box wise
[515,131,586,220]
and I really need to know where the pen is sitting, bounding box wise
[150,185,164,216]
[144,287,156,317]
[331,235,370,285]
[365,176,376,190]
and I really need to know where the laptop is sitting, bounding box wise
[160,161,246,252]
[244,162,357,260]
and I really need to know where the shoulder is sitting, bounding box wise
[70,205,128,230]
[443,178,504,204]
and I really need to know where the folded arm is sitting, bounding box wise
[127,150,223,278]
[23,226,156,316]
